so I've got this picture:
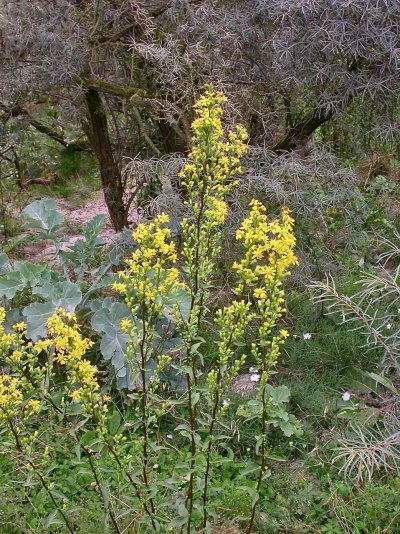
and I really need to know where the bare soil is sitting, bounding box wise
[21,191,139,263]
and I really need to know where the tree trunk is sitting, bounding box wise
[272,106,335,153]
[84,88,127,232]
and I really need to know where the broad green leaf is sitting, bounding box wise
[84,214,106,240]
[0,271,25,298]
[52,281,82,309]
[14,261,49,286]
[92,300,136,389]
[21,197,64,232]
[178,502,189,518]
[165,287,191,322]
[270,385,291,404]
[0,253,9,275]
[23,301,55,340]
[340,366,387,395]
[91,301,131,335]
[33,281,82,309]
[100,333,129,363]
[367,371,398,394]
[239,462,260,478]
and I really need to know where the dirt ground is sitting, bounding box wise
[21,190,138,262]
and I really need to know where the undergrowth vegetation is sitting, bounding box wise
[1,79,400,533]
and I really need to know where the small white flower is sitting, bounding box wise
[167,434,173,440]
[222,399,230,407]
[250,373,260,383]
[249,366,258,373]
[386,323,392,330]
[342,392,351,402]
[153,464,159,469]
[303,333,312,340]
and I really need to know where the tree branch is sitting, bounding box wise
[84,77,154,107]
[0,103,92,152]
[272,106,335,153]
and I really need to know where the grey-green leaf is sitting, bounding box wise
[21,198,64,232]
[0,271,25,298]
[23,301,56,340]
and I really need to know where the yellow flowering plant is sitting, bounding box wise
[105,86,298,532]
[0,87,299,533]
[0,307,125,533]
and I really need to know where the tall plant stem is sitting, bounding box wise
[185,371,197,534]
[139,303,157,517]
[82,445,122,534]
[246,377,267,533]
[88,406,157,531]
[105,435,157,531]
[201,284,248,530]
[8,421,75,534]
[184,143,212,533]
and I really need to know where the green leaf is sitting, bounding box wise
[84,214,106,240]
[340,366,378,394]
[22,281,82,340]
[0,271,25,298]
[367,372,398,395]
[109,411,121,436]
[91,300,136,389]
[178,502,189,518]
[170,516,188,529]
[240,462,260,478]
[165,287,191,322]
[267,384,291,404]
[0,253,9,275]
[80,430,98,447]
[191,392,200,406]
[14,261,48,286]
[21,197,64,233]
[23,301,55,340]
[91,301,131,335]
[66,401,83,415]
[44,509,64,528]
[34,280,82,309]
[100,484,110,508]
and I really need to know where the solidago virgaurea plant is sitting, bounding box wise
[0,307,114,533]
[0,86,298,533]
[111,86,298,532]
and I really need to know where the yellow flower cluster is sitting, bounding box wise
[180,85,248,235]
[212,300,254,381]
[47,310,92,365]
[234,200,297,379]
[0,309,45,423]
[179,85,249,344]
[0,306,107,435]
[234,200,298,291]
[113,214,183,310]
[0,374,23,421]
[113,214,184,385]
[47,309,103,410]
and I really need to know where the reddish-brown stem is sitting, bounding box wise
[82,444,122,534]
